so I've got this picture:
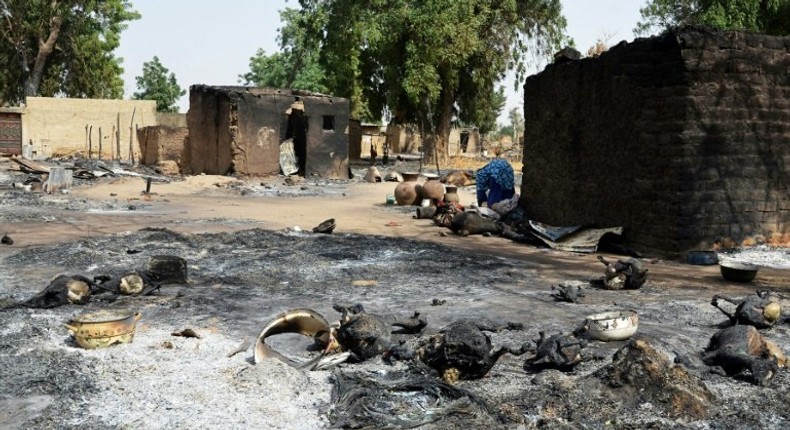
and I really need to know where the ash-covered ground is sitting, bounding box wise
[1,226,789,429]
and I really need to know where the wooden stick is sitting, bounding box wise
[129,107,136,164]
[116,113,121,161]
[88,126,93,159]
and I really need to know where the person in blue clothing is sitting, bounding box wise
[475,154,515,207]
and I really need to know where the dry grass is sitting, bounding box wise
[443,156,523,172]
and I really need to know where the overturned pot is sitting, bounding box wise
[65,309,141,349]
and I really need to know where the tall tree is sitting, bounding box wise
[298,0,569,163]
[133,56,185,113]
[239,8,328,94]
[0,0,140,105]
[636,0,790,35]
[508,107,524,146]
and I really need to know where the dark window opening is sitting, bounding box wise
[460,131,470,153]
[322,115,335,131]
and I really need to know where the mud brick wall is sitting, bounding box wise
[137,126,188,166]
[183,85,350,178]
[523,27,790,255]
[22,97,157,159]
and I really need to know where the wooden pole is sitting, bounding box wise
[88,126,93,159]
[116,113,121,161]
[129,107,136,164]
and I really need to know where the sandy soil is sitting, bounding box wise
[1,160,790,429]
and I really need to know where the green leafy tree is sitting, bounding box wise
[636,0,790,36]
[298,0,569,163]
[0,0,140,105]
[133,56,185,113]
[239,8,328,94]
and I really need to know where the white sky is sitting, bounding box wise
[115,0,648,124]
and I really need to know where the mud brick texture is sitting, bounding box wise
[137,125,188,167]
[522,26,790,256]
[183,85,350,178]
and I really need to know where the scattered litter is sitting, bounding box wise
[351,280,377,287]
[385,221,400,227]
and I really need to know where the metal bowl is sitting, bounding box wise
[65,309,141,349]
[583,310,638,341]
[719,261,759,283]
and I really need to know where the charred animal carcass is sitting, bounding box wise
[524,332,588,371]
[597,256,648,290]
[449,212,502,237]
[711,290,782,329]
[415,319,528,382]
[551,281,586,303]
[18,274,97,308]
[701,325,786,386]
[334,303,426,361]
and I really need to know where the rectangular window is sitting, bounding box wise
[322,115,335,131]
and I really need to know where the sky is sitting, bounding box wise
[115,0,647,124]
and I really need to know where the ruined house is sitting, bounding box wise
[182,85,350,178]
[522,27,790,255]
[137,113,188,175]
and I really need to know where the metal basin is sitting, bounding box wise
[64,309,141,349]
[719,261,759,283]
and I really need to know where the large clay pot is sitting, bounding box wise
[443,186,459,204]
[394,172,422,205]
[421,174,445,202]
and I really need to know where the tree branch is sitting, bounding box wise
[25,14,62,97]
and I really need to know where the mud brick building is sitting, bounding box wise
[523,27,790,255]
[182,85,350,178]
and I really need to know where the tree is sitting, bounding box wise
[508,107,524,146]
[635,0,790,36]
[298,0,569,164]
[0,0,140,105]
[239,8,328,94]
[133,56,185,113]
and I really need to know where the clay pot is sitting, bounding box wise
[394,172,423,206]
[421,174,445,201]
[444,186,459,204]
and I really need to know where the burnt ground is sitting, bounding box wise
[0,160,789,429]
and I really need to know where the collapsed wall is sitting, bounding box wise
[522,27,790,256]
[137,125,188,174]
[183,85,350,178]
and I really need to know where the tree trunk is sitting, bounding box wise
[424,87,453,165]
[23,16,62,97]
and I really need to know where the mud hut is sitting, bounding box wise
[182,85,350,178]
[522,27,790,256]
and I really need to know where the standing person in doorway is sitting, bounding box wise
[476,151,515,207]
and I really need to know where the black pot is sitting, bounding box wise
[719,261,759,283]
[686,250,719,265]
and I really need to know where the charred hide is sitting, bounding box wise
[417,320,527,382]
[711,290,782,329]
[597,256,648,290]
[524,332,588,371]
[702,325,785,386]
[450,212,503,237]
[20,274,97,308]
[333,303,426,361]
[551,281,586,303]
